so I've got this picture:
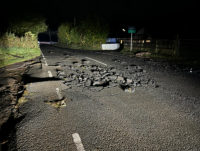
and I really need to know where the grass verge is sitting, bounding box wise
[0,46,41,68]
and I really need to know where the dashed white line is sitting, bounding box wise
[85,57,107,66]
[48,71,53,77]
[72,133,85,151]
[40,48,48,66]
[56,88,62,100]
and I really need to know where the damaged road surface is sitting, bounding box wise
[6,44,200,150]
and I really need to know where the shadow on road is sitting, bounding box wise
[22,74,61,85]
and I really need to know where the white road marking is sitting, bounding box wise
[40,48,45,58]
[48,71,53,77]
[85,57,107,66]
[40,48,48,66]
[72,133,85,151]
[56,88,62,100]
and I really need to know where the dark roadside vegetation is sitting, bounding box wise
[1,7,200,151]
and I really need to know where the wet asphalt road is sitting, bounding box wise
[8,44,200,150]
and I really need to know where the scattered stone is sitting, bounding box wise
[92,70,100,74]
[108,75,118,80]
[64,77,74,82]
[58,71,66,76]
[109,67,116,72]
[55,59,157,93]
[128,65,137,70]
[85,79,92,87]
[83,61,90,64]
[136,83,141,87]
[102,72,111,78]
[117,76,124,82]
[93,81,105,86]
[93,75,101,81]
[126,79,132,83]
[120,61,126,64]
[72,74,77,79]
[74,63,82,67]
[81,65,90,69]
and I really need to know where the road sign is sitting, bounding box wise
[128,26,136,33]
[128,26,136,52]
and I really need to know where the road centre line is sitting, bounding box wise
[72,133,85,151]
[48,71,53,77]
[56,88,62,100]
[40,48,48,66]
[85,57,107,66]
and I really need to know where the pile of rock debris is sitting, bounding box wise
[57,60,157,93]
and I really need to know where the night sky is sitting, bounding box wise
[1,0,199,39]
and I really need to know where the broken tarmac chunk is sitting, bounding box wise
[126,79,132,83]
[101,72,111,78]
[73,63,82,67]
[116,76,125,82]
[93,80,106,86]
[83,60,90,64]
[128,65,137,70]
[108,75,118,80]
[58,71,66,76]
[92,70,100,74]
[85,79,92,87]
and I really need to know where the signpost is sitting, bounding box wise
[128,26,136,52]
